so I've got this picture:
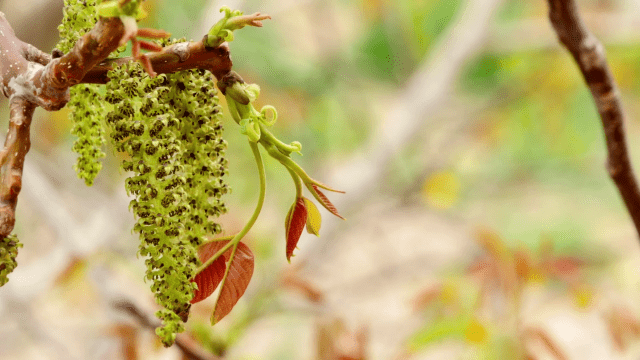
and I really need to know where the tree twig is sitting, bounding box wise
[0,99,35,238]
[81,40,232,84]
[113,300,223,360]
[547,0,640,238]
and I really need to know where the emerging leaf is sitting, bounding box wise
[211,242,254,324]
[191,240,255,326]
[191,255,225,304]
[310,185,344,220]
[545,257,583,281]
[303,197,321,236]
[286,198,308,261]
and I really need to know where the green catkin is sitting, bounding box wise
[57,1,229,345]
[105,59,228,346]
[0,235,22,286]
[58,0,123,185]
[69,85,107,186]
[57,0,100,54]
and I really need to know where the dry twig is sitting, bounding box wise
[547,0,640,238]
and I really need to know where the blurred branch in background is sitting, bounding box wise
[0,151,135,359]
[113,300,222,360]
[323,0,503,217]
[299,0,504,269]
[0,0,63,51]
[546,0,640,238]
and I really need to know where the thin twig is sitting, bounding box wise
[547,0,640,238]
[113,300,223,360]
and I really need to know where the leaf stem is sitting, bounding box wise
[259,125,300,154]
[201,234,235,245]
[194,141,266,276]
[286,166,303,199]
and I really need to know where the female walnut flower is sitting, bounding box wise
[218,72,345,262]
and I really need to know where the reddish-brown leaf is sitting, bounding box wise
[191,243,226,304]
[514,250,532,282]
[212,242,254,324]
[545,257,583,280]
[311,185,344,220]
[280,268,324,303]
[136,27,172,39]
[412,284,442,312]
[139,40,163,52]
[107,324,138,360]
[286,198,308,261]
[474,227,507,260]
[191,240,255,318]
[523,327,568,360]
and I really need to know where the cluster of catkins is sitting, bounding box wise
[104,61,228,344]
[56,0,229,346]
[59,0,124,186]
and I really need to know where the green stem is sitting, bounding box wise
[259,124,300,154]
[262,143,313,184]
[201,234,235,245]
[286,166,303,199]
[194,141,266,276]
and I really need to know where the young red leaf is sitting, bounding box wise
[136,27,171,39]
[191,239,255,321]
[138,40,163,52]
[286,198,308,262]
[191,242,227,304]
[212,242,254,324]
[545,257,583,280]
[311,185,344,220]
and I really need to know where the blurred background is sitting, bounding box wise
[2,0,640,359]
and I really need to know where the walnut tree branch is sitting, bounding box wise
[80,39,233,84]
[0,12,127,238]
[0,99,35,238]
[0,9,236,239]
[547,0,640,238]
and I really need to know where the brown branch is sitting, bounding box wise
[81,40,233,84]
[547,0,640,238]
[0,12,128,237]
[0,99,35,238]
[113,300,223,360]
